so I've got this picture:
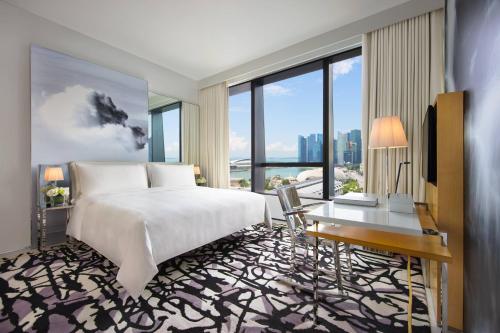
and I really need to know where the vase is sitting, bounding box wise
[48,195,65,207]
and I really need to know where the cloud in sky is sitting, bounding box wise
[333,57,360,80]
[230,131,249,152]
[264,83,292,96]
[266,142,297,154]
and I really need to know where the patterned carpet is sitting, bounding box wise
[0,224,430,332]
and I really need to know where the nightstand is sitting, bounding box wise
[37,204,74,250]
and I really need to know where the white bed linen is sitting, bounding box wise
[67,186,271,299]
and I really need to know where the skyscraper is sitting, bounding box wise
[297,135,307,162]
[297,133,323,162]
[333,139,338,164]
[307,134,316,162]
[315,134,323,162]
[349,129,362,164]
[337,131,348,165]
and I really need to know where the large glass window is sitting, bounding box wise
[252,62,325,198]
[228,47,362,200]
[332,55,363,195]
[149,102,181,163]
[263,69,323,162]
[229,83,251,189]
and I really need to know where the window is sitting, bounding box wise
[149,102,181,163]
[331,55,363,195]
[229,83,251,189]
[252,62,325,198]
[228,47,362,200]
[262,69,323,162]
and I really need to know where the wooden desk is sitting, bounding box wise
[306,204,452,333]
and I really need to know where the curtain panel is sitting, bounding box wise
[362,9,444,201]
[199,82,229,188]
[181,102,200,165]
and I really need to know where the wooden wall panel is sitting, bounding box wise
[425,182,438,223]
[436,92,464,330]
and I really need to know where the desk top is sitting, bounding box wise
[304,199,422,235]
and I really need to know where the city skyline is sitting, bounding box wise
[229,127,363,162]
[229,56,362,160]
[296,129,362,165]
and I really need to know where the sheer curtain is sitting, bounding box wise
[199,82,229,188]
[362,9,444,201]
[181,102,200,165]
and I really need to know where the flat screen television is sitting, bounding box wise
[422,105,437,184]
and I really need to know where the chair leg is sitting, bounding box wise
[290,237,297,275]
[304,242,309,266]
[334,241,345,294]
[345,243,356,278]
[330,241,338,275]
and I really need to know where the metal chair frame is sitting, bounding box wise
[276,185,355,294]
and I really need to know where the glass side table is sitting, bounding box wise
[37,204,74,250]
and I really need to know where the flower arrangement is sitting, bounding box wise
[41,186,69,207]
[195,176,207,186]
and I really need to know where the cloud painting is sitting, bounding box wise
[31,45,148,165]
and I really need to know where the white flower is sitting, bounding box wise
[46,188,59,197]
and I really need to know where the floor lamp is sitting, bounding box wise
[368,116,408,198]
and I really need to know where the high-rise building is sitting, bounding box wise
[297,133,323,162]
[349,129,362,164]
[316,134,323,162]
[333,139,338,164]
[297,135,307,162]
[307,134,316,162]
[344,150,354,164]
[337,131,348,165]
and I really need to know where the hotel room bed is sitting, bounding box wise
[67,162,271,299]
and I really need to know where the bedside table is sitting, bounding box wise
[37,204,74,250]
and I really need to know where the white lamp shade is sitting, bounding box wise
[44,167,64,182]
[368,116,408,149]
[193,165,201,176]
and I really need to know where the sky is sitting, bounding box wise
[229,55,362,160]
[162,106,180,162]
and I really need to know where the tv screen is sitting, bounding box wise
[422,105,437,183]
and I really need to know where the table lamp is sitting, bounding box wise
[368,116,408,198]
[44,166,64,186]
[193,165,201,176]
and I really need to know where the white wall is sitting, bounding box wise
[199,0,444,88]
[0,1,198,254]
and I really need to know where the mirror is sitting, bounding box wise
[148,92,181,163]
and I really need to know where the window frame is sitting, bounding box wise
[230,47,362,200]
[149,101,182,163]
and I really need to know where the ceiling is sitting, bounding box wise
[7,0,410,80]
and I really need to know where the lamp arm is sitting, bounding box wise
[395,161,411,193]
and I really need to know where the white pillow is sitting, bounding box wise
[75,163,148,196]
[147,164,196,188]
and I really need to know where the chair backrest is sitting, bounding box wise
[276,185,308,233]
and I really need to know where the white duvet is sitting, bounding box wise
[67,186,272,299]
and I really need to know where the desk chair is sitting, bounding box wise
[276,185,354,292]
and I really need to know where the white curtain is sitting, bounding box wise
[362,9,444,201]
[199,82,229,188]
[181,102,200,165]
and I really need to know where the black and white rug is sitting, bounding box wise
[0,224,430,332]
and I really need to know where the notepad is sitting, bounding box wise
[333,192,379,207]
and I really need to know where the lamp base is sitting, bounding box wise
[388,193,415,214]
